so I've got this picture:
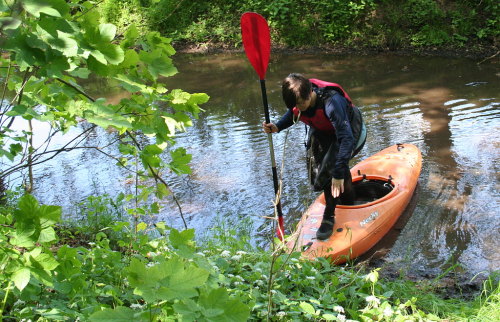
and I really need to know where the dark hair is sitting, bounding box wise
[281,73,312,109]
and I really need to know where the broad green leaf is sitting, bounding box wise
[89,49,108,65]
[38,227,57,243]
[169,228,195,248]
[87,99,115,115]
[121,24,139,49]
[159,257,184,279]
[147,113,168,142]
[85,100,131,129]
[89,306,141,322]
[38,308,66,320]
[125,24,139,39]
[155,221,167,235]
[79,7,100,30]
[10,222,36,247]
[98,24,116,43]
[4,34,46,69]
[126,258,162,289]
[169,89,190,104]
[39,204,61,227]
[175,244,194,259]
[99,43,124,65]
[175,112,193,128]
[17,193,40,217]
[199,287,229,310]
[30,267,53,286]
[157,183,170,198]
[46,66,64,80]
[5,105,28,116]
[162,115,178,137]
[0,148,15,161]
[139,49,178,79]
[155,286,197,301]
[224,299,251,322]
[150,202,159,214]
[168,147,192,175]
[34,253,59,270]
[38,18,80,37]
[139,234,148,245]
[136,222,147,232]
[33,24,78,57]
[168,266,209,291]
[182,93,210,118]
[114,73,145,93]
[155,83,168,94]
[57,244,78,259]
[47,55,70,71]
[68,68,91,79]
[139,145,162,169]
[22,0,66,17]
[299,302,315,314]
[173,298,200,314]
[133,287,156,303]
[87,55,110,77]
[118,143,137,156]
[65,100,89,117]
[0,17,21,30]
[201,307,225,319]
[145,31,176,56]
[9,143,22,156]
[144,144,163,155]
[189,93,210,105]
[12,267,31,290]
[26,32,48,51]
[118,49,139,68]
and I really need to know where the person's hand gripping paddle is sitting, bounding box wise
[241,12,284,240]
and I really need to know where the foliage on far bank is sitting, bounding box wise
[100,0,500,52]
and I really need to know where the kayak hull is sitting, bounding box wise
[287,143,422,264]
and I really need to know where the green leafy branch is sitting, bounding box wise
[1,0,209,226]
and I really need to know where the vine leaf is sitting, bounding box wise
[89,306,141,322]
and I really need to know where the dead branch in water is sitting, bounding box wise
[477,50,500,65]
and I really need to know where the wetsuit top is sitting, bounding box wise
[275,88,354,180]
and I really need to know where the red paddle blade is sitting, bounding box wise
[241,12,270,80]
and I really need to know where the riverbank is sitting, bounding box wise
[173,41,500,61]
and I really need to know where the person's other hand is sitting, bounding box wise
[331,178,344,198]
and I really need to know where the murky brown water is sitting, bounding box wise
[12,52,500,275]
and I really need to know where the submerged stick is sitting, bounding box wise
[477,50,500,65]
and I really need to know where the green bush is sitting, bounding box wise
[95,0,500,50]
[1,193,483,321]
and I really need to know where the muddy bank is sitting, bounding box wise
[173,41,500,61]
[363,256,490,302]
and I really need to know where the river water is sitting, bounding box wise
[12,52,500,276]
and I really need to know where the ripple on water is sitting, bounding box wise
[444,99,468,106]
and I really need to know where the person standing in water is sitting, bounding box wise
[263,73,366,239]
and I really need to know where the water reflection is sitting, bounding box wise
[13,52,500,275]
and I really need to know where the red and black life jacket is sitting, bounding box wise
[292,79,363,144]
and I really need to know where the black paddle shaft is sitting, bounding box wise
[260,79,283,217]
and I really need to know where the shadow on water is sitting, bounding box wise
[16,52,500,276]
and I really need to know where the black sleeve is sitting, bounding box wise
[274,109,295,132]
[324,95,354,179]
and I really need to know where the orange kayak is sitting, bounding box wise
[287,143,422,264]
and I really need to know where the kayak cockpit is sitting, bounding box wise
[337,175,398,208]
